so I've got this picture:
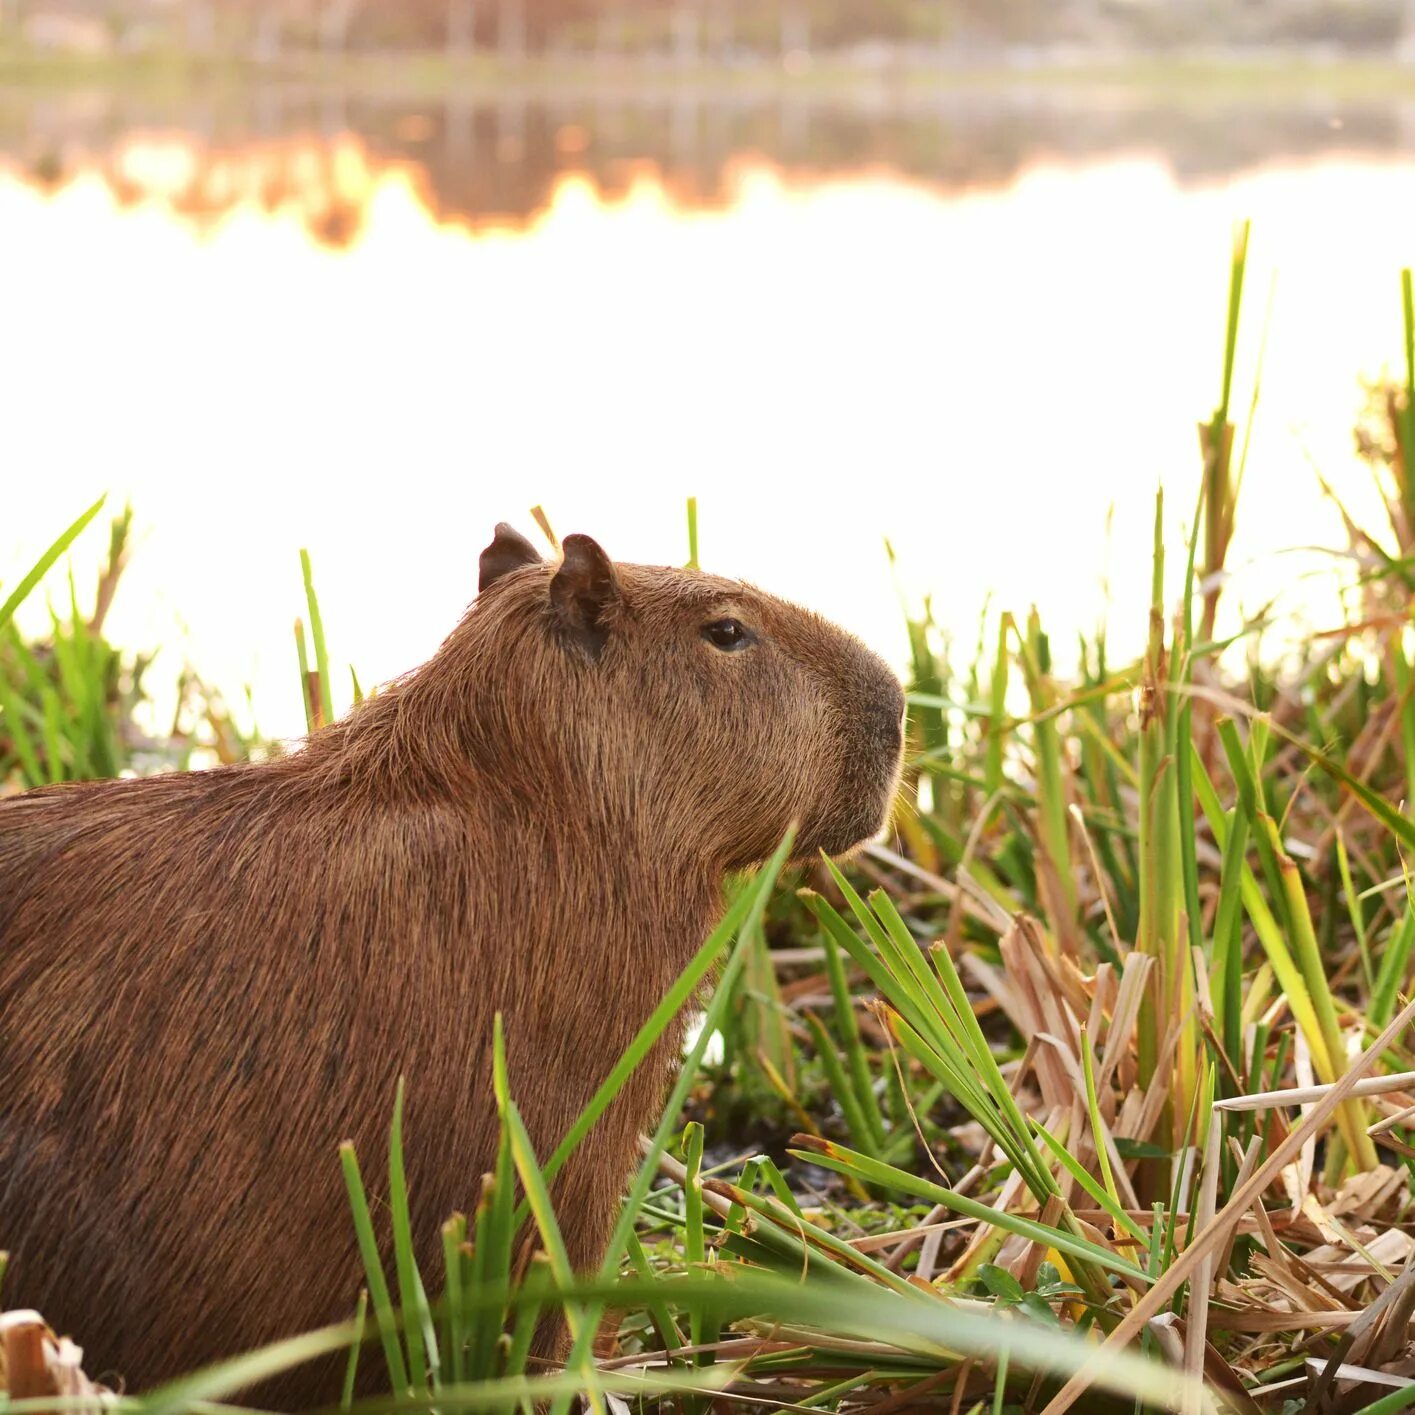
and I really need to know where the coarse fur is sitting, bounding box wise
[0,529,904,1405]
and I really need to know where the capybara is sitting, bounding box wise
[0,526,904,1403]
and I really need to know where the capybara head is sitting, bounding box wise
[404,524,905,869]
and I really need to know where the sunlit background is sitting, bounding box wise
[5,3,1415,739]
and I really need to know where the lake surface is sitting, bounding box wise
[5,77,1415,739]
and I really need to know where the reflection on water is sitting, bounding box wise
[8,82,1415,238]
[5,83,1415,739]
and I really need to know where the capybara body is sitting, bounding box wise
[0,528,903,1404]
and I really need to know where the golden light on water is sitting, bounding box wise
[5,133,1414,739]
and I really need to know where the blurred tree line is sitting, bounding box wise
[2,0,1411,60]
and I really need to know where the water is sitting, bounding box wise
[4,79,1414,739]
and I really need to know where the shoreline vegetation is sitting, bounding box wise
[13,246,1415,1410]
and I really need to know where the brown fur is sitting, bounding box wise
[0,531,903,1404]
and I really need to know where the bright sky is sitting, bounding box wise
[3,139,1411,740]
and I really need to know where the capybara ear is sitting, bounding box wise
[479,523,542,592]
[550,534,620,660]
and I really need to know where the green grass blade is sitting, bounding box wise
[294,617,314,735]
[821,928,888,1150]
[340,1289,368,1412]
[440,1215,467,1388]
[0,495,106,635]
[791,1136,1147,1285]
[387,1079,431,1392]
[338,1141,412,1398]
[300,547,334,728]
[501,1098,602,1415]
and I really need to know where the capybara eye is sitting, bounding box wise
[702,618,753,651]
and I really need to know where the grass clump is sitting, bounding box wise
[0,499,264,789]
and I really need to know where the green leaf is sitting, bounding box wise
[978,1263,1025,1303]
